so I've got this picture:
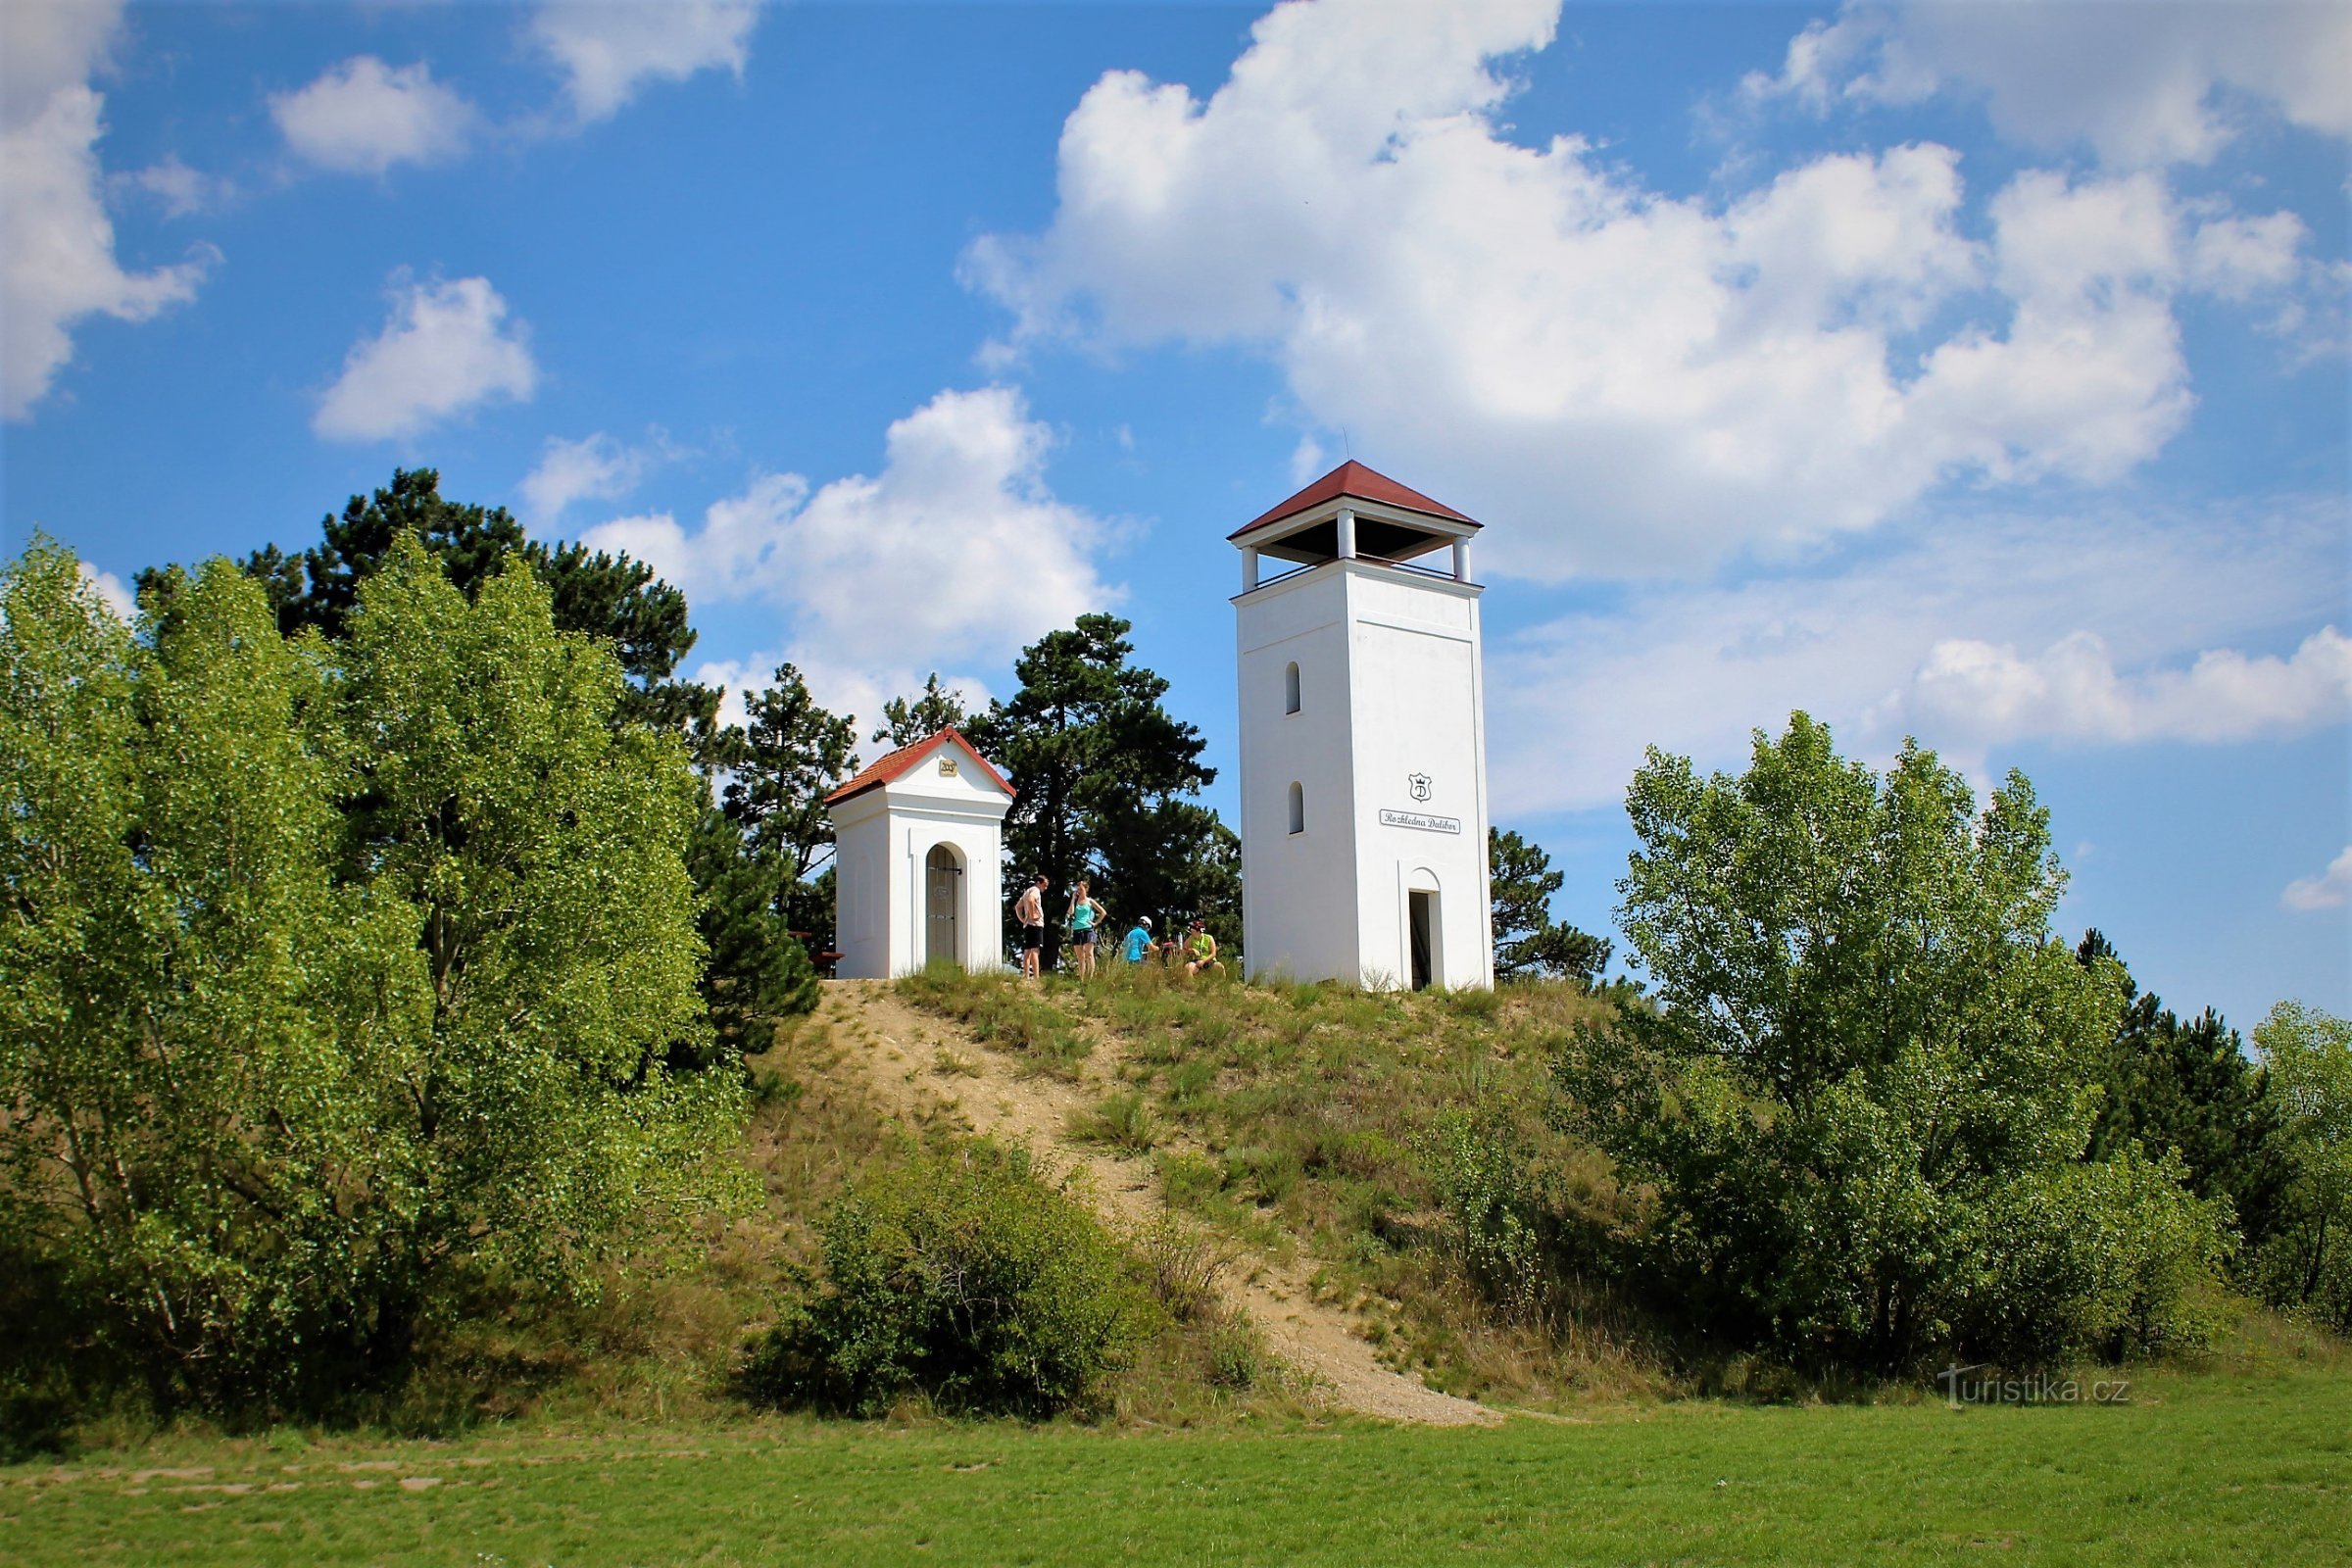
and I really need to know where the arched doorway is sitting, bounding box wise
[924,844,962,967]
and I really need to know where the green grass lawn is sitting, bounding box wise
[8,1359,2345,1567]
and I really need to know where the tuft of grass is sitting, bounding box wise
[895,966,1093,1079]
[1068,1091,1164,1156]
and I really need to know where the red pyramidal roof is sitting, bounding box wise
[1229,460,1479,541]
[824,725,1013,807]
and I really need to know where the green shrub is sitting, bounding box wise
[1133,1216,1235,1324]
[1201,1319,1266,1390]
[743,1142,1152,1416]
[1419,1111,1549,1319]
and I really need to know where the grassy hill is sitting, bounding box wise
[8,965,2346,1564]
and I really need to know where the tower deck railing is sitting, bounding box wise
[1249,552,1463,592]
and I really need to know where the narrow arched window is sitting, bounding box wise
[1284,661,1301,714]
[1288,781,1305,835]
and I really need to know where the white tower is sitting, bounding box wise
[1232,463,1494,990]
[825,727,1014,978]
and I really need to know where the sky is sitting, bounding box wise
[4,0,2347,1029]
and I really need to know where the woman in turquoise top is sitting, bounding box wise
[1065,879,1105,978]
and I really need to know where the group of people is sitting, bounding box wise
[1010,874,1225,981]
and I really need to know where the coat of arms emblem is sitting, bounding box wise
[1406,772,1433,803]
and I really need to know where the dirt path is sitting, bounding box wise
[816,980,1497,1427]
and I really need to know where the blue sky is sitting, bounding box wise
[5,0,2346,1029]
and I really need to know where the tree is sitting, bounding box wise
[2075,930,2281,1245]
[0,537,745,1411]
[685,808,819,1059]
[871,672,972,749]
[1555,713,2226,1369]
[138,467,723,754]
[2250,1001,2352,1330]
[146,470,820,1050]
[720,662,858,946]
[1490,826,1611,985]
[724,662,858,883]
[967,614,1216,966]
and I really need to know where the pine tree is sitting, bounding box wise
[1490,826,1611,985]
[968,614,1218,967]
[871,672,972,748]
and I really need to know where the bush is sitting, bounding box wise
[744,1142,1152,1415]
[1419,1111,1550,1320]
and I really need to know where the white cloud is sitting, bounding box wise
[2281,847,2352,912]
[113,154,229,219]
[2,0,214,418]
[314,275,538,442]
[519,431,653,525]
[1487,496,2348,814]
[77,560,136,622]
[270,57,477,176]
[1907,625,2352,750]
[969,0,2313,579]
[1747,1,2352,169]
[582,385,1121,706]
[531,0,762,123]
[691,652,995,750]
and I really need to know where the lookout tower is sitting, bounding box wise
[825,726,1014,978]
[1231,461,1494,990]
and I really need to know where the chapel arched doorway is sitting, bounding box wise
[924,844,962,967]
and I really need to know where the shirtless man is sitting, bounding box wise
[1014,874,1049,979]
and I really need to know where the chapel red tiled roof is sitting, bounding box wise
[823,725,1014,807]
[1228,460,1480,541]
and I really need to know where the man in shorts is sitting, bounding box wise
[1014,874,1048,979]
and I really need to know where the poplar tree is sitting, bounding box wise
[0,537,744,1410]
[1559,712,2227,1368]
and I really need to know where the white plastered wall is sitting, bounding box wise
[827,738,1011,978]
[1235,560,1494,989]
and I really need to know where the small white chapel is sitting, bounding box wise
[824,726,1014,979]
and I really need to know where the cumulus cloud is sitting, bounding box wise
[270,56,477,175]
[581,385,1120,714]
[314,275,538,442]
[690,652,995,750]
[1746,1,2352,169]
[3,0,215,418]
[77,560,136,622]
[518,431,658,525]
[531,0,762,123]
[1487,497,2348,815]
[969,0,2314,579]
[2281,847,2352,912]
[1907,626,2352,749]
